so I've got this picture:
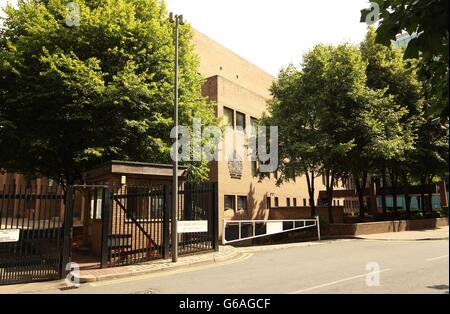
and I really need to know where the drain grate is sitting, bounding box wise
[59,285,80,291]
[131,288,159,294]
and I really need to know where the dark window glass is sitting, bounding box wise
[237,196,248,211]
[224,195,235,211]
[236,111,245,130]
[224,107,234,128]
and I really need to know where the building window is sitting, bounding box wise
[224,107,234,128]
[250,117,258,134]
[293,198,297,207]
[237,196,248,211]
[224,195,235,211]
[236,111,246,130]
[303,199,307,207]
[274,197,279,208]
[266,197,271,209]
[287,198,291,207]
[251,160,258,177]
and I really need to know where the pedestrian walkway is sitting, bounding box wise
[0,246,239,294]
[78,245,239,283]
[356,226,449,241]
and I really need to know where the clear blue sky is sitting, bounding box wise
[1,0,371,76]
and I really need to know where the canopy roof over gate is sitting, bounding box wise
[83,160,188,185]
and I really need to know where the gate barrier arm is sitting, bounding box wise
[222,217,321,245]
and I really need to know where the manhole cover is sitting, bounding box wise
[131,288,159,294]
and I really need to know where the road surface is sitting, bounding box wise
[33,238,449,294]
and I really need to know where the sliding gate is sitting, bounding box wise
[105,182,219,267]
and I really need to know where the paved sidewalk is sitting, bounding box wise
[78,245,239,283]
[0,246,239,294]
[356,226,449,241]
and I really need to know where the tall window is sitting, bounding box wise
[293,198,297,207]
[251,160,258,177]
[274,197,279,208]
[303,199,307,207]
[250,117,259,177]
[224,195,235,211]
[224,107,234,128]
[266,197,271,209]
[236,111,246,130]
[287,198,291,207]
[237,196,248,211]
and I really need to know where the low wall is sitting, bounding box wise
[269,206,344,224]
[328,218,449,236]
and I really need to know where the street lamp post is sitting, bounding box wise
[169,12,183,263]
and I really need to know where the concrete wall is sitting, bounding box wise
[194,30,274,99]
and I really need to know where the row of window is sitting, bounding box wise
[224,195,248,211]
[225,195,315,211]
[267,197,310,209]
[223,107,258,131]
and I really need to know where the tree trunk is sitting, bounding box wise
[305,169,316,217]
[389,169,399,215]
[405,194,411,218]
[427,176,433,213]
[325,169,334,224]
[354,173,366,218]
[310,170,316,217]
[420,178,426,214]
[381,163,387,216]
[401,173,411,218]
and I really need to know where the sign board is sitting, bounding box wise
[267,222,283,235]
[177,221,208,233]
[0,229,21,243]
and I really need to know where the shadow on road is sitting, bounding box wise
[427,285,449,294]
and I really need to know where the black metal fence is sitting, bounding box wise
[0,181,219,285]
[0,185,66,285]
[104,182,219,267]
[107,185,167,266]
[177,182,218,256]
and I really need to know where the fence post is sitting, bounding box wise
[100,187,111,268]
[212,182,219,252]
[316,216,321,241]
[163,184,171,259]
[61,186,74,278]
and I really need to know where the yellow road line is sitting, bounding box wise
[89,253,253,287]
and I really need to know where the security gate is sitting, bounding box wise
[104,182,219,267]
[0,185,70,285]
[0,182,219,285]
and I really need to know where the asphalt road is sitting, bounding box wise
[38,239,449,294]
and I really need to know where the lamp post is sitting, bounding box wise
[169,12,183,263]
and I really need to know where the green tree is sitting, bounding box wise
[264,64,323,217]
[361,0,449,118]
[0,0,216,185]
[360,28,423,216]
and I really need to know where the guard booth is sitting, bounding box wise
[71,160,219,270]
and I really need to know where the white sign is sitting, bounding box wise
[0,229,21,243]
[177,221,208,233]
[266,222,283,235]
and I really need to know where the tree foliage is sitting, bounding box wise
[0,0,216,184]
[361,0,449,118]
